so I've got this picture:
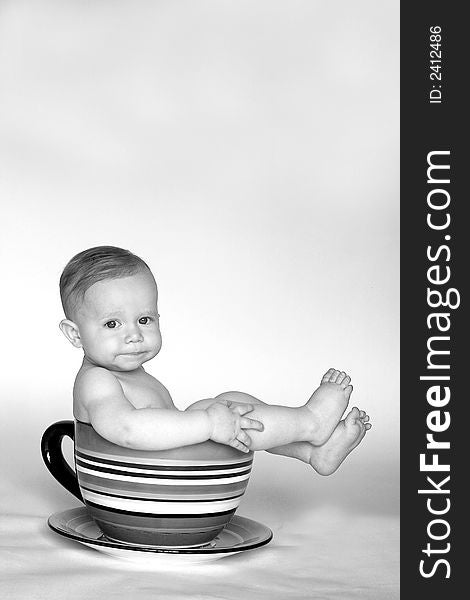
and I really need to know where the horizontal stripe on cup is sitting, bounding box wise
[76,455,252,476]
[75,444,252,467]
[76,459,251,480]
[85,500,236,520]
[76,464,251,485]
[91,507,231,531]
[80,485,244,503]
[77,472,249,498]
[88,505,232,544]
[94,516,225,543]
[102,522,222,536]
[75,449,252,471]
[82,489,242,514]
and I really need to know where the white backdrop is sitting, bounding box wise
[0,1,399,598]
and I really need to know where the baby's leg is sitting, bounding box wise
[187,391,313,451]
[187,369,352,450]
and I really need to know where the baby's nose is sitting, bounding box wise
[125,326,144,343]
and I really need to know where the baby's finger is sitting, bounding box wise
[240,416,264,431]
[230,439,250,453]
[236,430,252,447]
[230,403,254,415]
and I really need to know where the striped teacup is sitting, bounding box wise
[41,420,253,547]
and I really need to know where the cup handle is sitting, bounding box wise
[41,420,83,502]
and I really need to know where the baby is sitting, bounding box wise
[59,246,371,475]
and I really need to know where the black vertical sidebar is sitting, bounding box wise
[401,1,465,597]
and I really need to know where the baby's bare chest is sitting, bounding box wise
[116,373,172,410]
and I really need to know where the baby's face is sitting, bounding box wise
[74,270,162,371]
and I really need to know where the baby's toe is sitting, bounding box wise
[365,423,372,430]
[321,368,336,383]
[331,369,342,383]
[340,375,351,389]
[346,406,360,423]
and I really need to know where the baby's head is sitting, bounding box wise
[59,246,162,371]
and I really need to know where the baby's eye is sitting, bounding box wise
[105,320,118,329]
[138,317,151,325]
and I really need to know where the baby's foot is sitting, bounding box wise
[303,368,353,445]
[308,407,372,475]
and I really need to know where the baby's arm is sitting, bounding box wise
[76,368,263,452]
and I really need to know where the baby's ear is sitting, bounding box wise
[59,319,82,348]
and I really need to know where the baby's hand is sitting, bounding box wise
[206,401,264,453]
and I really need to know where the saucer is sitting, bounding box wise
[48,507,273,565]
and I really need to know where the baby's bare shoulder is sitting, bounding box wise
[73,365,129,422]
[75,365,120,392]
[73,365,124,415]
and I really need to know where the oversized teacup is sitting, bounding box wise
[41,420,253,547]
